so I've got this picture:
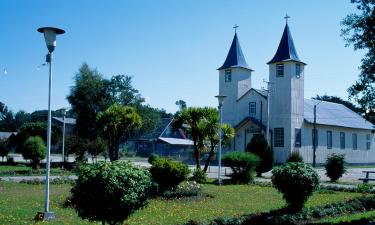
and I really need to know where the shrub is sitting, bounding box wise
[325,153,346,182]
[272,162,320,211]
[0,139,9,161]
[357,183,372,193]
[190,168,207,184]
[148,153,159,165]
[163,181,202,198]
[222,151,260,184]
[286,150,304,163]
[245,134,273,177]
[71,161,152,225]
[149,158,190,192]
[21,136,46,169]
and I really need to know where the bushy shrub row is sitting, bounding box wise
[163,181,203,198]
[20,177,75,185]
[222,151,259,184]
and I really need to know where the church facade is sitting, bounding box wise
[218,22,375,164]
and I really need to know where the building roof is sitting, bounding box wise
[218,33,253,71]
[0,131,16,140]
[237,88,268,102]
[267,24,306,65]
[158,137,194,146]
[304,99,374,130]
[53,117,76,125]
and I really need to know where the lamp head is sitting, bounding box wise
[37,27,65,53]
[215,94,227,106]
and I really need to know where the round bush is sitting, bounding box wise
[149,158,190,192]
[148,153,159,165]
[71,161,152,225]
[272,162,320,211]
[325,153,346,182]
[245,134,274,177]
[190,168,207,184]
[286,151,304,163]
[222,151,260,184]
[21,136,46,169]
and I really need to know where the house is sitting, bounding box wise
[218,20,375,164]
[52,117,76,135]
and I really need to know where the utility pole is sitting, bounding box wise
[263,80,272,145]
[313,105,316,168]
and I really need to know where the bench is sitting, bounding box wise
[359,171,375,183]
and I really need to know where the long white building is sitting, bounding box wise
[218,21,375,164]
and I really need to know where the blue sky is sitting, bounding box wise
[0,0,364,113]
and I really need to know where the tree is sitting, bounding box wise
[313,95,361,114]
[21,136,46,169]
[97,103,142,161]
[15,122,61,153]
[201,108,234,172]
[341,0,375,122]
[85,137,108,163]
[0,139,9,161]
[71,161,152,225]
[245,134,274,177]
[175,100,187,111]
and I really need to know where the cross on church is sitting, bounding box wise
[284,14,290,24]
[233,24,239,33]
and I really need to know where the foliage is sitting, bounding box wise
[97,103,142,161]
[21,136,46,169]
[357,183,372,193]
[0,139,9,161]
[222,151,260,184]
[341,0,375,122]
[245,134,273,176]
[15,122,60,153]
[71,161,152,225]
[325,153,347,182]
[65,135,87,162]
[286,150,304,163]
[148,153,159,165]
[175,100,187,111]
[149,157,190,192]
[163,181,203,198]
[190,168,207,184]
[272,162,320,211]
[84,137,108,161]
[20,177,75,185]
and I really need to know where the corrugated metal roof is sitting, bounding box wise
[304,99,374,130]
[218,33,253,71]
[158,137,193,146]
[0,132,16,140]
[53,117,76,125]
[267,24,306,65]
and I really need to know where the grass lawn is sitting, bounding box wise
[0,181,369,225]
[314,210,375,224]
[0,165,73,177]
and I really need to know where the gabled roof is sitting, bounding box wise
[53,117,76,125]
[237,88,268,102]
[158,137,193,146]
[304,99,374,130]
[218,33,253,71]
[0,131,16,140]
[267,24,306,65]
[234,116,266,132]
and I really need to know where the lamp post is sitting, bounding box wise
[61,108,67,168]
[37,26,65,221]
[215,94,226,185]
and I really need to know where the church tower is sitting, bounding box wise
[267,19,306,163]
[218,29,253,127]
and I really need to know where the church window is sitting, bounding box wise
[276,64,284,77]
[274,128,284,147]
[366,134,371,150]
[225,69,232,82]
[340,132,345,149]
[295,128,301,147]
[312,129,318,148]
[249,102,256,116]
[296,64,301,78]
[352,133,357,150]
[327,131,332,149]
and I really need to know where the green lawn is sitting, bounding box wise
[0,181,369,225]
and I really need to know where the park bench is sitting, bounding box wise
[359,171,375,183]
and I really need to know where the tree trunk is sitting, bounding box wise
[193,141,200,169]
[203,142,216,172]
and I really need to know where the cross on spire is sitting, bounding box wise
[233,24,239,33]
[284,14,290,24]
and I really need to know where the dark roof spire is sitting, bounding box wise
[267,21,306,65]
[218,28,252,71]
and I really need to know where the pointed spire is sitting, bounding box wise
[267,23,306,65]
[218,31,253,71]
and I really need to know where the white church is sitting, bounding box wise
[218,21,375,164]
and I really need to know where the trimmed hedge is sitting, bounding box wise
[222,151,260,184]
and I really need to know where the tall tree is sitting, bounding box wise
[97,103,142,161]
[175,100,187,111]
[341,0,375,122]
[313,95,361,114]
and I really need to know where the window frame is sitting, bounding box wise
[352,133,358,150]
[249,102,256,116]
[274,128,284,147]
[225,69,232,82]
[327,131,332,149]
[276,64,284,77]
[366,134,371,150]
[340,132,346,149]
[295,128,301,147]
[296,64,301,78]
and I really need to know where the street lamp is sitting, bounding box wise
[37,26,65,221]
[215,94,227,185]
